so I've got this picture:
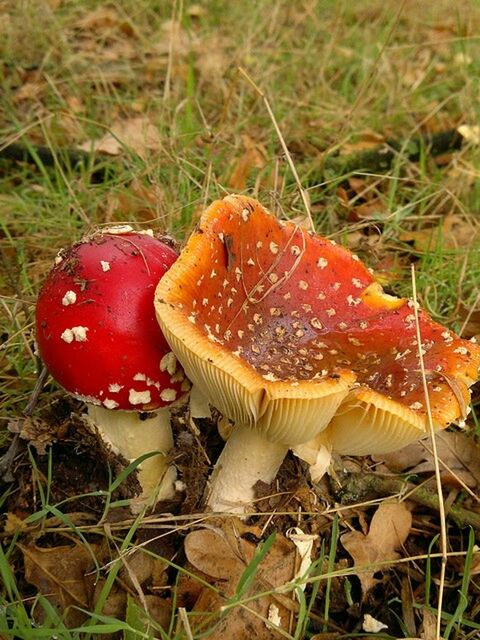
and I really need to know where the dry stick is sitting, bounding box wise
[317,129,464,180]
[0,141,110,182]
[1,129,464,189]
[333,471,480,531]
[238,66,314,232]
[411,265,447,640]
[0,366,49,482]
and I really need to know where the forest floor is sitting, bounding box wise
[1,1,480,638]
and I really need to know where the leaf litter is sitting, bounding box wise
[341,501,412,595]
[183,520,297,638]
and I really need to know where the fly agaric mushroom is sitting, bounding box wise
[36,227,188,512]
[155,195,361,513]
[155,195,480,513]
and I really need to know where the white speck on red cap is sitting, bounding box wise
[61,326,88,343]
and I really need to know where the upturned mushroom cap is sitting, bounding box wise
[155,195,363,446]
[156,195,480,454]
[36,228,186,410]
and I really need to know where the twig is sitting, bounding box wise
[315,129,464,180]
[2,129,464,189]
[0,366,49,482]
[0,141,110,182]
[238,66,314,232]
[331,470,480,532]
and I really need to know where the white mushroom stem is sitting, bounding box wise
[87,405,176,513]
[206,424,289,514]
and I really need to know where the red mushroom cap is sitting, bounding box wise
[155,195,480,443]
[36,228,185,411]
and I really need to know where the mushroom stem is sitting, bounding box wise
[87,405,176,512]
[206,425,288,514]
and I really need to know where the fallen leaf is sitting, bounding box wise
[184,522,296,638]
[102,179,167,223]
[3,513,29,535]
[399,215,479,252]
[125,594,171,635]
[194,36,230,89]
[13,81,44,103]
[79,117,162,159]
[20,542,102,627]
[420,607,437,640]
[339,131,385,155]
[373,430,480,489]
[285,527,317,590]
[152,19,192,57]
[228,135,267,191]
[93,579,126,619]
[341,501,412,594]
[7,416,65,454]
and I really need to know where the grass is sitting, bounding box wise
[1,0,480,637]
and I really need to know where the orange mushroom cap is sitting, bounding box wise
[156,195,480,451]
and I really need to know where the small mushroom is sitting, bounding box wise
[155,196,480,513]
[36,227,188,512]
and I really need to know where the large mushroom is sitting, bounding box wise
[155,195,480,513]
[36,227,188,512]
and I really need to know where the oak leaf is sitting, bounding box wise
[20,542,103,627]
[341,501,412,594]
[184,523,296,639]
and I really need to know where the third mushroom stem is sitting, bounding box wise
[205,425,288,513]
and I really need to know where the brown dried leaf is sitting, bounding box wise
[136,595,171,630]
[13,81,44,103]
[102,179,166,223]
[3,512,29,536]
[374,431,480,489]
[194,36,230,88]
[8,416,60,454]
[228,135,267,191]
[341,501,412,594]
[185,527,242,580]
[79,117,162,159]
[400,215,479,252]
[185,523,296,639]
[152,19,192,57]
[339,131,385,155]
[20,542,102,627]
